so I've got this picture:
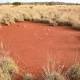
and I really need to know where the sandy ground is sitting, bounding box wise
[0,22,80,78]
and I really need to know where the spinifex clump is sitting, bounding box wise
[66,63,80,80]
[42,56,65,80]
[23,73,33,80]
[0,42,19,80]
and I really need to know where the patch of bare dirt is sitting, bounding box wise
[0,22,80,76]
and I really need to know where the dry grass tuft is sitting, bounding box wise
[23,73,33,80]
[66,63,80,80]
[41,55,65,80]
[0,41,19,80]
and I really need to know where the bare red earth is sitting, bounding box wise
[0,22,80,78]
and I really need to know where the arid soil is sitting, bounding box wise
[0,22,80,77]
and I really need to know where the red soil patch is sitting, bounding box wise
[0,22,80,77]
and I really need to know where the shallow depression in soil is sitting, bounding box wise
[0,21,80,74]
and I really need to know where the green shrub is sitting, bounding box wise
[12,2,22,6]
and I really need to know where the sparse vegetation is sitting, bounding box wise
[66,64,80,80]
[41,56,65,80]
[0,56,19,80]
[0,2,79,78]
[43,71,65,80]
[0,42,19,80]
[0,4,80,29]
[23,73,33,80]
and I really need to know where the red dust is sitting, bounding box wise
[0,22,80,77]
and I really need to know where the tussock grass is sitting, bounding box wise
[42,64,65,80]
[0,56,19,80]
[23,73,33,80]
[0,5,80,29]
[66,64,80,80]
[0,41,19,80]
[41,55,65,80]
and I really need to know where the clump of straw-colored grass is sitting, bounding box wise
[66,63,80,80]
[42,55,65,80]
[0,41,19,80]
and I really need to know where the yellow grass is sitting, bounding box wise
[0,4,80,29]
